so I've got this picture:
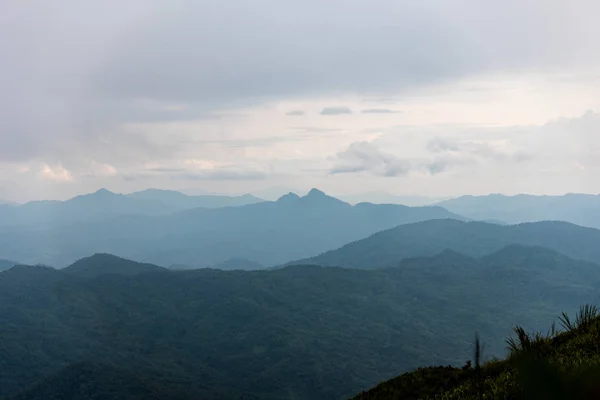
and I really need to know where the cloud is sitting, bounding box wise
[331,142,410,177]
[83,162,118,178]
[361,109,399,114]
[39,163,73,182]
[134,159,271,181]
[2,0,600,200]
[285,110,305,116]
[320,107,353,116]
[179,169,268,181]
[426,137,532,163]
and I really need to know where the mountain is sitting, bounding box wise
[0,189,166,228]
[211,257,265,270]
[289,219,600,269]
[353,306,600,399]
[0,258,16,271]
[338,191,448,206]
[0,188,265,229]
[436,193,600,229]
[127,188,263,209]
[2,249,600,399]
[0,189,462,267]
[11,362,211,400]
[62,253,167,279]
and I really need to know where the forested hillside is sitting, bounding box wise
[2,248,599,399]
[291,219,600,269]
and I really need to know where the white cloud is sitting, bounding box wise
[331,141,411,177]
[39,163,73,182]
[1,0,600,201]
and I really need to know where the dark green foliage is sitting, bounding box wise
[558,304,599,332]
[2,249,600,399]
[63,253,167,278]
[11,362,211,400]
[351,367,473,400]
[354,308,600,399]
[291,219,600,269]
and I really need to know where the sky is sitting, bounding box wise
[1,0,600,202]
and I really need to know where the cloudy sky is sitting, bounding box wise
[1,0,599,202]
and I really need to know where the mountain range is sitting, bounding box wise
[0,188,461,267]
[0,258,16,271]
[0,189,264,229]
[289,219,600,269]
[436,193,600,229]
[2,246,599,400]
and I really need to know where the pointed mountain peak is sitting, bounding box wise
[276,192,301,203]
[305,188,327,198]
[300,188,350,207]
[94,188,115,195]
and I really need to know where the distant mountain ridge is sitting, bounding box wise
[288,219,600,269]
[211,257,264,270]
[0,188,463,267]
[0,188,264,229]
[128,189,263,209]
[0,259,17,271]
[437,193,600,229]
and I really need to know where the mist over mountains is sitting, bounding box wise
[3,187,600,398]
[0,189,264,228]
[437,193,600,229]
[290,219,600,269]
[0,188,460,267]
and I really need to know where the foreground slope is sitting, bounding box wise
[2,248,600,399]
[290,219,600,269]
[353,306,600,399]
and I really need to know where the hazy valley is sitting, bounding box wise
[2,189,600,398]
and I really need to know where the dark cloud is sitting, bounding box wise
[331,142,410,177]
[320,107,353,116]
[361,109,399,114]
[285,110,305,116]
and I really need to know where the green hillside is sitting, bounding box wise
[353,305,600,399]
[63,253,167,278]
[290,219,600,269]
[2,248,600,399]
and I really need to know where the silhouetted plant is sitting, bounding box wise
[558,304,598,333]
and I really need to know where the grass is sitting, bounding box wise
[353,305,600,399]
